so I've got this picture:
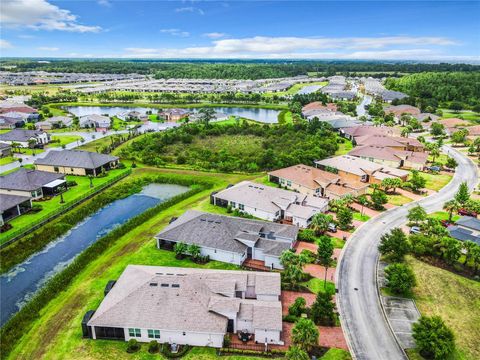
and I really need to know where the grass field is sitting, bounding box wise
[440,109,480,124]
[417,172,453,191]
[263,81,328,97]
[335,139,353,156]
[302,277,336,295]
[352,212,370,222]
[407,256,480,360]
[0,167,130,244]
[5,167,260,360]
[0,155,17,165]
[49,135,83,148]
[428,211,460,222]
[387,193,414,206]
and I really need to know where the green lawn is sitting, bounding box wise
[302,277,336,295]
[440,109,480,124]
[320,348,352,360]
[0,167,130,244]
[254,174,279,187]
[0,156,17,165]
[335,139,353,156]
[78,135,122,152]
[5,167,257,360]
[387,193,414,206]
[49,135,83,148]
[416,171,453,191]
[12,147,44,156]
[428,211,460,222]
[352,212,370,222]
[429,153,449,165]
[264,81,328,97]
[407,256,480,360]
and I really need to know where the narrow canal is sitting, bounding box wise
[0,184,188,325]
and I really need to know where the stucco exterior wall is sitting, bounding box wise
[253,329,282,344]
[121,327,225,347]
[264,255,282,270]
[35,164,88,176]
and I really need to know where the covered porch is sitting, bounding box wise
[42,178,68,197]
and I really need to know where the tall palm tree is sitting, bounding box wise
[443,200,461,222]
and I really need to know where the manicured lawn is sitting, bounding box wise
[49,135,83,148]
[302,277,336,295]
[0,156,17,165]
[12,147,44,156]
[416,171,453,191]
[78,134,121,152]
[335,139,353,156]
[320,348,352,360]
[255,174,279,188]
[387,193,414,206]
[352,212,370,222]
[5,167,257,360]
[428,153,448,165]
[407,256,480,360]
[440,109,480,124]
[428,211,460,222]
[0,167,131,244]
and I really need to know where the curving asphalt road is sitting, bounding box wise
[336,146,479,360]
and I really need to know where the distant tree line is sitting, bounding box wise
[2,59,479,78]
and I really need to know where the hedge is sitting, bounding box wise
[0,173,212,273]
[0,177,211,359]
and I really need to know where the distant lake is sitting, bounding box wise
[65,105,280,123]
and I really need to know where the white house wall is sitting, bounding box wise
[264,255,282,270]
[254,329,282,345]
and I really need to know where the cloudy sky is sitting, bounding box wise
[1,0,479,61]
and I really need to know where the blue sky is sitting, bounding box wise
[1,0,479,61]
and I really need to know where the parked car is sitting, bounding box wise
[328,223,337,233]
[409,226,421,234]
[458,208,478,217]
[440,220,454,227]
[426,165,441,172]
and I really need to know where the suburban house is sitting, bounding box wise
[448,217,480,245]
[0,103,39,121]
[301,102,338,118]
[79,114,111,131]
[160,108,190,122]
[353,134,424,152]
[0,142,12,158]
[83,265,283,347]
[438,118,471,135]
[36,116,73,130]
[315,155,409,184]
[34,150,119,176]
[118,111,149,122]
[348,145,428,170]
[466,125,480,141]
[268,164,369,199]
[211,181,329,228]
[0,115,25,129]
[0,129,50,147]
[0,168,66,199]
[0,193,32,226]
[156,210,298,269]
[340,125,401,141]
[384,105,421,118]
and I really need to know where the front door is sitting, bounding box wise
[227,319,234,333]
[247,247,253,259]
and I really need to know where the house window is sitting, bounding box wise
[286,181,292,187]
[128,328,141,337]
[230,201,236,208]
[148,329,160,339]
[315,188,320,193]
[239,204,245,211]
[31,191,37,197]
[54,166,59,172]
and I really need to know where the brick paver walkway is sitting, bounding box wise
[351,202,380,217]
[295,242,342,262]
[281,290,316,315]
[282,322,348,351]
[304,264,336,283]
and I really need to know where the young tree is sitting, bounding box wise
[370,189,388,210]
[310,291,336,326]
[410,170,427,192]
[429,147,440,164]
[317,236,334,289]
[430,122,445,137]
[288,297,307,317]
[381,177,402,194]
[413,316,455,360]
[454,181,470,205]
[291,318,319,353]
[443,199,461,222]
[336,207,353,230]
[198,108,215,127]
[445,156,458,169]
[407,205,427,226]
[281,251,307,289]
[450,129,468,146]
[173,242,188,259]
[462,240,478,266]
[378,228,410,262]
[285,346,309,360]
[439,237,461,265]
[310,213,333,236]
[384,263,416,295]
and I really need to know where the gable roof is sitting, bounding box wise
[0,168,65,191]
[88,265,282,332]
[0,193,31,212]
[438,118,470,128]
[0,129,46,142]
[348,145,428,165]
[34,150,118,169]
[155,210,298,257]
[341,125,400,138]
[268,164,340,190]
[385,105,421,116]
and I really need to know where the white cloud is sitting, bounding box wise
[17,34,36,39]
[1,0,101,32]
[97,0,111,7]
[0,39,13,48]
[160,28,190,37]
[203,32,227,39]
[175,6,204,15]
[37,46,59,51]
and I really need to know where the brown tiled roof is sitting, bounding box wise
[384,105,421,116]
[348,145,427,165]
[301,102,337,113]
[268,164,340,190]
[438,118,471,128]
[342,125,400,138]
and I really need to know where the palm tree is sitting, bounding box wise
[430,147,440,163]
[310,213,333,236]
[291,318,319,353]
[443,200,461,222]
[187,244,201,260]
[173,242,188,259]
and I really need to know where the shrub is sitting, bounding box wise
[66,180,77,187]
[148,340,159,354]
[126,339,140,353]
[298,229,316,243]
[384,263,416,295]
[222,334,231,347]
[283,314,299,323]
[0,223,13,233]
[413,316,455,359]
[30,204,43,213]
[288,297,307,317]
[117,162,126,169]
[161,343,191,358]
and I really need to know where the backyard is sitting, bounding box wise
[407,256,480,360]
[0,167,131,244]
[48,135,83,148]
[415,171,453,192]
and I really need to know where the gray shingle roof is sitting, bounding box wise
[0,193,31,212]
[0,129,45,142]
[155,210,298,256]
[88,265,281,333]
[456,216,480,231]
[448,226,480,245]
[0,168,64,191]
[34,150,118,169]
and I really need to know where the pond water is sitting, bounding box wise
[65,106,280,123]
[0,183,188,325]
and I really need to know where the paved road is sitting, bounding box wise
[336,146,478,360]
[356,94,372,118]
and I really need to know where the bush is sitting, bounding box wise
[30,204,43,213]
[0,223,13,233]
[66,180,77,187]
[222,334,231,347]
[148,340,159,354]
[384,263,416,295]
[283,314,299,323]
[126,339,140,353]
[161,343,191,358]
[413,316,455,359]
[298,229,316,243]
[117,162,126,169]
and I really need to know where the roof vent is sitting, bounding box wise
[172,284,180,288]
[150,283,158,287]
[161,283,169,287]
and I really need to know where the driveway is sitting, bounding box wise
[336,146,479,360]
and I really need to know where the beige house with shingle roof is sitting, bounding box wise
[84,265,283,347]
